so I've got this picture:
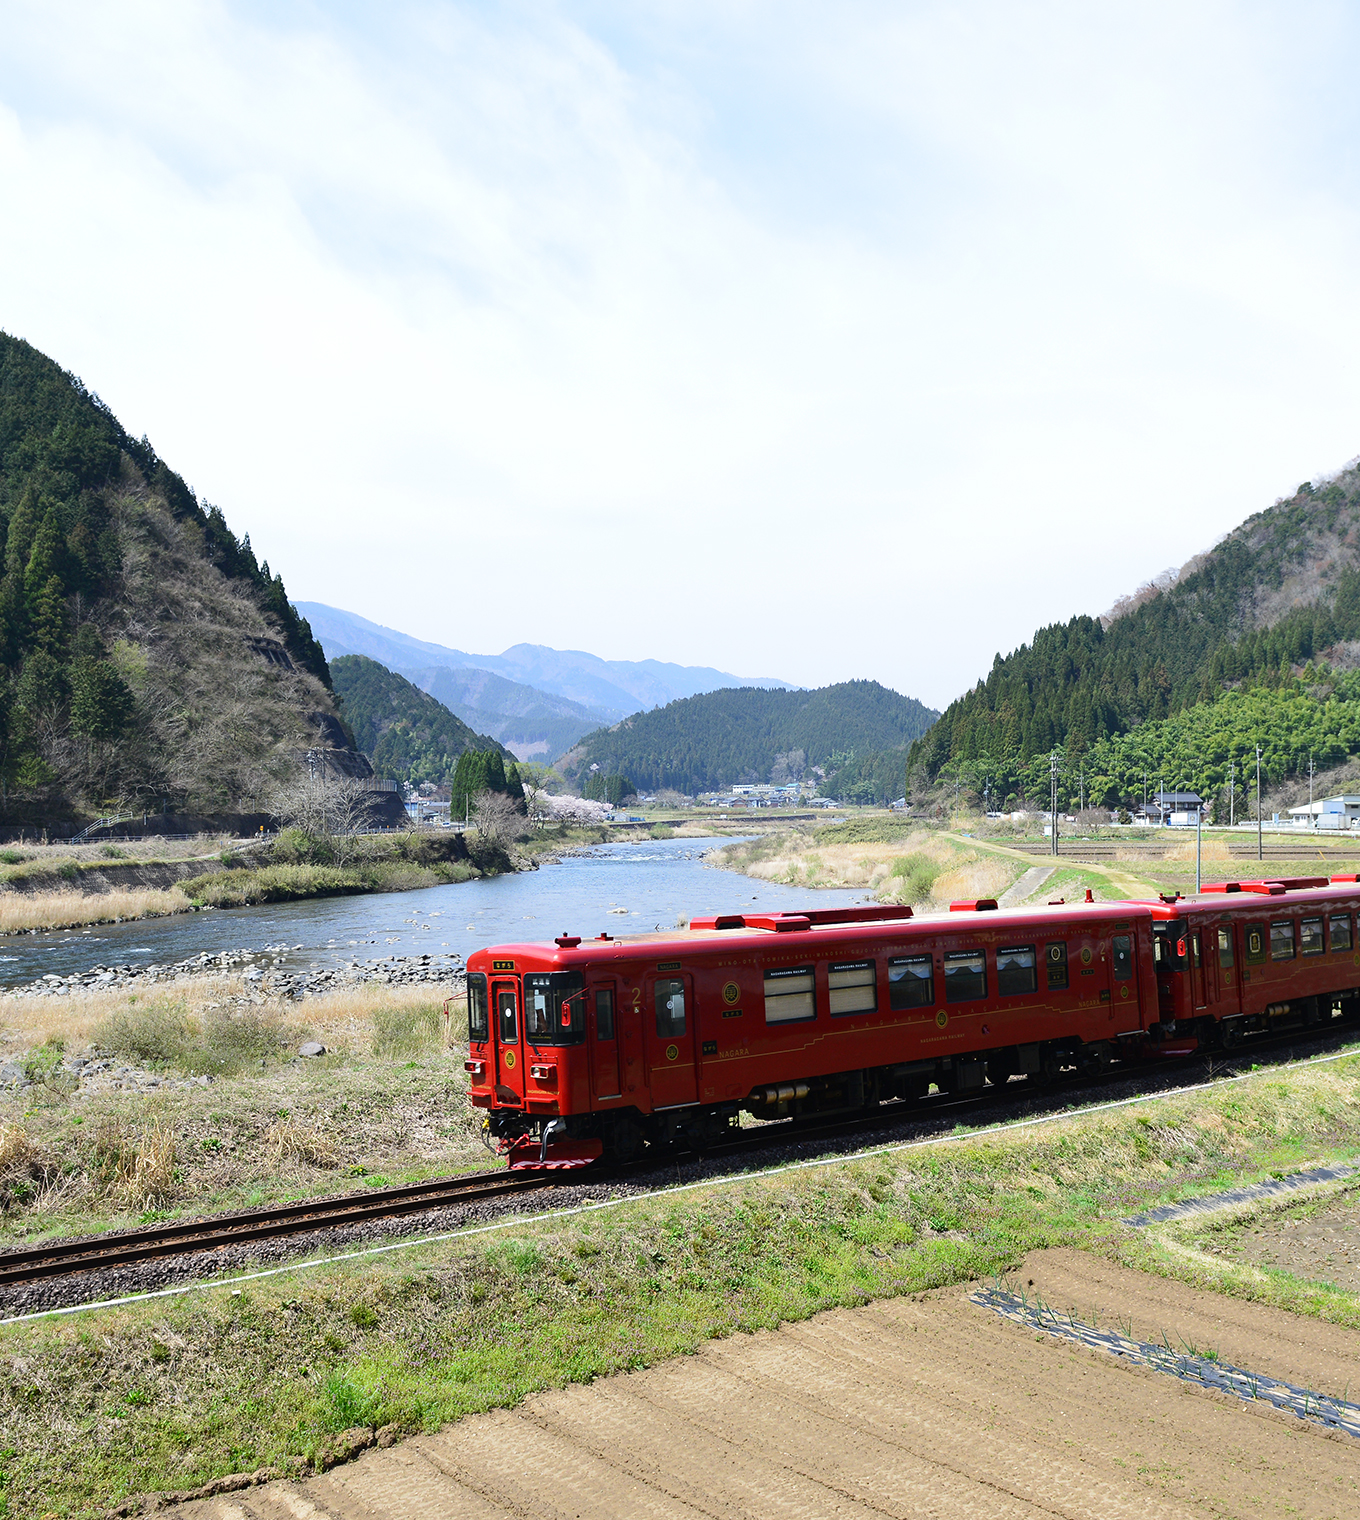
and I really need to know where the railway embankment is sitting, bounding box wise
[3,1012,1360,1516]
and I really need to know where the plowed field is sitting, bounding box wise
[175,1250,1360,1519]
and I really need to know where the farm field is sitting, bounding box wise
[173,1247,1360,1519]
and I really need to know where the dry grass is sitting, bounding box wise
[720,827,1025,907]
[266,1118,340,1169]
[0,885,192,934]
[92,1118,178,1210]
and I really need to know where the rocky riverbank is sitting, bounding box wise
[1,947,467,1001]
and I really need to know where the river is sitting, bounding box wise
[0,838,874,986]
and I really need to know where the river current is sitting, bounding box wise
[0,838,873,986]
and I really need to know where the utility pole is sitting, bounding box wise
[1256,744,1263,861]
[1229,759,1235,828]
[1196,800,1202,893]
[1050,751,1059,857]
[1309,753,1316,828]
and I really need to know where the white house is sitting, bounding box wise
[1287,795,1360,828]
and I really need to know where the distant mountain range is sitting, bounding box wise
[296,602,794,760]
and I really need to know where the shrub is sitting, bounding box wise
[93,1004,194,1068]
[100,844,130,859]
[890,852,939,903]
[90,1119,177,1209]
[196,1010,290,1074]
[271,827,333,866]
[267,1119,339,1169]
[0,1124,56,1209]
[650,824,675,840]
[0,849,22,865]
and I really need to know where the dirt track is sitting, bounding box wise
[176,1250,1360,1519]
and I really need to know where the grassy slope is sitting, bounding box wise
[4,1038,1360,1515]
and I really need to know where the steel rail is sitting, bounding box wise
[0,1168,554,1287]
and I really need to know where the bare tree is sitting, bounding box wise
[472,789,527,849]
[269,769,382,865]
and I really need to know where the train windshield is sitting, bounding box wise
[1152,921,1187,970]
[523,972,586,1046]
[467,973,488,1041]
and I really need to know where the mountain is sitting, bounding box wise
[330,655,509,789]
[0,333,357,819]
[914,464,1360,784]
[295,601,794,728]
[561,681,939,796]
[399,666,613,762]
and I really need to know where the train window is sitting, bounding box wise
[1112,935,1133,980]
[468,973,489,1041]
[997,946,1037,996]
[595,988,615,1041]
[888,956,934,1009]
[655,978,686,1038]
[1331,914,1353,952]
[829,960,877,1016]
[1245,924,1267,964]
[524,972,586,1045]
[1190,933,1201,969]
[1217,926,1234,970]
[1045,942,1069,990]
[764,966,816,1023]
[496,986,518,1044]
[944,950,987,1003]
[1270,921,1295,961]
[1300,917,1325,956]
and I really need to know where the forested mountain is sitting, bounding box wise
[562,682,938,796]
[0,333,350,819]
[330,655,508,789]
[915,466,1360,789]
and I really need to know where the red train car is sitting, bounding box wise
[464,879,1360,1167]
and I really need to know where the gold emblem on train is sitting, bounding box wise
[722,981,741,1005]
[666,1044,679,1060]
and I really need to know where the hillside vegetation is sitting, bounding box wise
[916,468,1360,781]
[330,655,505,789]
[562,681,937,796]
[0,333,353,820]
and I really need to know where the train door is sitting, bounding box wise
[492,977,525,1104]
[590,982,622,1100]
[1214,922,1242,1018]
[644,972,698,1108]
[1189,930,1209,1012]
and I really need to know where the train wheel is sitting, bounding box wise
[1027,1051,1061,1091]
[1221,1020,1241,1050]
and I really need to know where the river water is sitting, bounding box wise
[0,838,874,986]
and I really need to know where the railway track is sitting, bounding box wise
[6,1019,1357,1295]
[0,1168,554,1288]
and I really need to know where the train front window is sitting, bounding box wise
[496,987,518,1044]
[997,946,1037,996]
[1152,923,1186,970]
[944,951,986,1003]
[1112,935,1133,980]
[1270,920,1295,961]
[656,978,686,1037]
[467,973,489,1041]
[1332,914,1353,952]
[523,973,586,1045]
[888,956,934,1009]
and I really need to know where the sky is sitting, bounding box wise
[3,1,1360,710]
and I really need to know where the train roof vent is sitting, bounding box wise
[1333,875,1360,884]
[949,899,998,912]
[688,906,914,933]
[1237,882,1287,895]
[555,934,581,948]
[1200,882,1241,893]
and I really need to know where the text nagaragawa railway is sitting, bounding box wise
[471,876,1360,1167]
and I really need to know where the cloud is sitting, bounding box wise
[2,0,1360,706]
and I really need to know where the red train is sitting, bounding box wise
[463,875,1360,1167]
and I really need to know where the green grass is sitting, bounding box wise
[7,1048,1360,1516]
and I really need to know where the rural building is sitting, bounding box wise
[1286,794,1360,828]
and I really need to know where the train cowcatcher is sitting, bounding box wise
[461,877,1360,1169]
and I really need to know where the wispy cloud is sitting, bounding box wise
[2,1,1358,704]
